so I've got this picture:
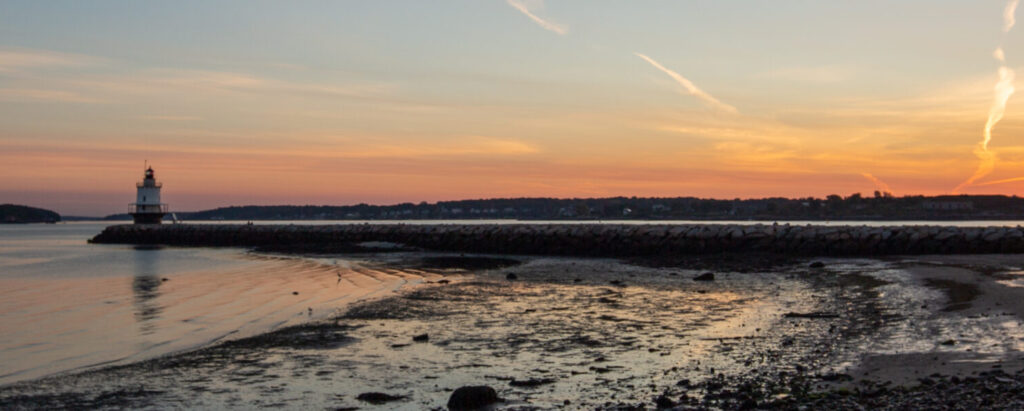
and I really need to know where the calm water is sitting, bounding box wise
[0,222,432,385]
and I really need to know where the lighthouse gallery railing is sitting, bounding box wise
[128,204,169,213]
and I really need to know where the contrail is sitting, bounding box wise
[1006,0,1019,32]
[506,0,567,35]
[634,52,738,114]
[861,173,894,196]
[953,0,1019,193]
[976,175,1024,186]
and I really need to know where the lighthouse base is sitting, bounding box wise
[131,212,166,224]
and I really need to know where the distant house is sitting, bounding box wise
[922,200,974,211]
[731,202,769,215]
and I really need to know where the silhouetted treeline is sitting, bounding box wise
[100,193,1024,221]
[1,204,60,223]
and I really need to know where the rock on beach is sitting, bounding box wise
[447,385,499,410]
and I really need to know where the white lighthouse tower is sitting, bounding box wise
[130,166,168,224]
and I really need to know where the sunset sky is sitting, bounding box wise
[2,1,1024,216]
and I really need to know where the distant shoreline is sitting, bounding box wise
[0,204,60,224]
[82,194,1024,222]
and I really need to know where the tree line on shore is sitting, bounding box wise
[0,204,61,223]
[96,193,1024,221]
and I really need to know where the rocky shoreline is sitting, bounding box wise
[3,250,1024,409]
[91,223,1024,256]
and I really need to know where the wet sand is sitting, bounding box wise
[842,255,1024,385]
[2,252,1024,409]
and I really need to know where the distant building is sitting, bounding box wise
[130,167,169,224]
[922,200,973,211]
[652,203,671,213]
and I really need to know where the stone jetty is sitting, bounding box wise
[88,223,1024,256]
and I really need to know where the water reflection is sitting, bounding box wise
[132,246,164,335]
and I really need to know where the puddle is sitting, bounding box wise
[923,278,981,312]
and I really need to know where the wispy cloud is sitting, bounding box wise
[0,135,538,162]
[61,68,398,103]
[634,52,737,114]
[505,0,568,35]
[0,88,104,103]
[952,0,1020,193]
[139,115,203,121]
[343,136,539,158]
[861,173,894,195]
[977,175,1024,186]
[0,48,102,73]
[1006,0,1020,32]
[756,65,856,84]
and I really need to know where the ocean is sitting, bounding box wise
[0,222,428,385]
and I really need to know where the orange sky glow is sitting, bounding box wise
[2,1,1024,215]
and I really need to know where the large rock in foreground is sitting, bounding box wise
[447,385,499,410]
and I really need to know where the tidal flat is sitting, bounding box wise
[2,252,1024,410]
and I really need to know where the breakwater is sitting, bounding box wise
[89,223,1024,256]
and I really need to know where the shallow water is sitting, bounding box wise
[0,223,433,385]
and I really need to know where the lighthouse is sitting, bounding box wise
[130,166,168,224]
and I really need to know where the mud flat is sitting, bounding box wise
[91,223,1024,256]
[3,251,1024,409]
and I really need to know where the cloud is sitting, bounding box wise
[139,115,203,121]
[59,68,399,105]
[757,65,856,84]
[634,52,738,114]
[0,88,104,103]
[658,124,799,144]
[505,0,568,35]
[977,176,1024,186]
[2,134,538,160]
[860,173,894,195]
[0,48,102,73]
[1006,0,1019,32]
[952,0,1020,193]
[0,49,392,103]
[342,136,540,158]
